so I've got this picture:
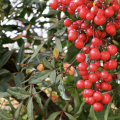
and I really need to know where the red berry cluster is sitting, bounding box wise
[50,0,119,112]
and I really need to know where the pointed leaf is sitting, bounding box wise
[12,34,23,40]
[14,72,25,88]
[27,98,34,120]
[0,83,9,92]
[28,70,51,84]
[50,70,56,84]
[0,92,11,98]
[112,40,119,46]
[0,49,14,68]
[30,42,45,60]
[118,0,120,5]
[14,101,23,118]
[55,38,62,52]
[15,43,24,71]
[89,106,98,120]
[32,88,44,113]
[51,58,55,68]
[58,85,70,100]
[56,74,62,84]
[53,47,59,59]
[54,27,66,37]
[7,87,30,100]
[105,0,111,5]
[104,95,114,120]
[47,111,61,120]
[26,24,31,31]
[0,69,9,75]
[45,91,52,116]
[0,108,12,119]
[74,89,80,113]
[65,112,77,120]
[43,58,53,69]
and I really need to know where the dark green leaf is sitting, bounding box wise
[58,85,70,100]
[8,99,16,114]
[50,70,56,84]
[0,69,9,75]
[14,72,25,88]
[47,111,61,120]
[74,89,80,113]
[63,42,79,65]
[54,27,66,37]
[0,83,9,92]
[51,58,55,68]
[14,101,23,118]
[0,49,14,68]
[7,87,30,100]
[89,106,98,120]
[56,74,62,84]
[15,43,24,71]
[32,88,44,113]
[30,42,45,60]
[28,70,51,84]
[55,38,62,52]
[1,73,15,83]
[65,112,77,120]
[45,90,52,116]
[27,98,34,120]
[0,92,11,98]
[0,108,12,119]
[36,1,46,12]
[43,58,53,70]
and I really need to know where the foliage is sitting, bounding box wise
[0,0,120,120]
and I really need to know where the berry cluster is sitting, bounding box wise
[50,0,119,112]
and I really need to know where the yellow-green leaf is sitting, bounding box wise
[12,34,23,40]
[112,40,119,46]
[53,47,59,59]
[26,24,31,31]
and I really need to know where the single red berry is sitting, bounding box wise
[103,62,109,70]
[75,39,84,49]
[84,80,92,89]
[95,83,102,90]
[105,8,114,17]
[108,59,117,70]
[79,7,90,19]
[76,53,86,63]
[104,74,112,82]
[100,51,110,61]
[78,33,87,42]
[82,46,90,54]
[106,25,116,34]
[78,62,88,71]
[86,28,93,36]
[86,12,94,20]
[101,93,111,104]
[93,102,103,112]
[100,71,109,79]
[91,37,100,46]
[89,73,98,83]
[84,89,94,97]
[98,9,105,15]
[95,61,101,68]
[68,31,77,41]
[82,74,89,80]
[79,70,88,76]
[69,1,77,11]
[91,6,99,15]
[96,71,101,80]
[67,7,75,15]
[101,82,110,91]
[50,0,58,10]
[89,97,95,105]
[112,73,117,79]
[89,63,98,72]
[76,80,84,89]
[59,5,66,11]
[62,0,70,5]
[93,91,103,101]
[64,19,72,27]
[107,44,117,55]
[94,15,106,25]
[85,97,89,103]
[112,4,120,12]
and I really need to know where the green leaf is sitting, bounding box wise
[0,83,9,92]
[28,70,51,84]
[0,49,14,68]
[14,101,23,118]
[54,27,66,37]
[45,90,52,116]
[15,43,24,71]
[51,58,55,68]
[36,1,46,12]
[63,42,79,65]
[56,74,62,84]
[43,58,53,69]
[75,101,85,118]
[118,0,120,5]
[47,111,61,120]
[74,89,80,113]
[7,87,30,100]
[89,106,98,120]
[55,38,62,52]
[1,73,15,83]
[58,85,70,100]
[0,69,9,75]
[0,92,11,98]
[8,99,16,115]
[14,72,25,88]
[65,112,77,120]
[104,95,114,120]
[105,0,111,5]
[0,108,12,119]
[32,88,44,113]
[30,42,45,60]
[27,98,34,120]
[50,70,56,84]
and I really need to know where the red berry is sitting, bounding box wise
[89,48,101,60]
[101,93,111,104]
[93,102,103,112]
[95,83,102,90]
[101,82,110,91]
[79,70,88,76]
[105,8,114,17]
[78,62,88,71]
[112,73,117,79]
[89,73,98,83]
[85,97,89,103]
[68,31,77,41]
[94,15,106,25]
[86,12,94,20]
[84,80,92,89]
[78,33,87,42]
[84,89,94,97]
[50,0,58,10]
[103,62,109,70]
[93,91,103,101]
[112,4,120,12]
[91,6,99,15]
[100,71,109,79]
[79,7,90,19]
[82,74,89,80]
[107,44,117,55]
[89,97,95,105]
[104,74,112,82]
[76,80,84,89]
[106,25,116,34]
[64,19,72,27]
[89,63,98,72]
[76,53,86,63]
[75,39,84,49]
[86,28,93,36]
[91,37,100,46]
[108,59,117,70]
[95,61,101,68]
[82,46,90,54]
[100,51,110,61]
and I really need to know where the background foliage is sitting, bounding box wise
[0,0,120,120]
